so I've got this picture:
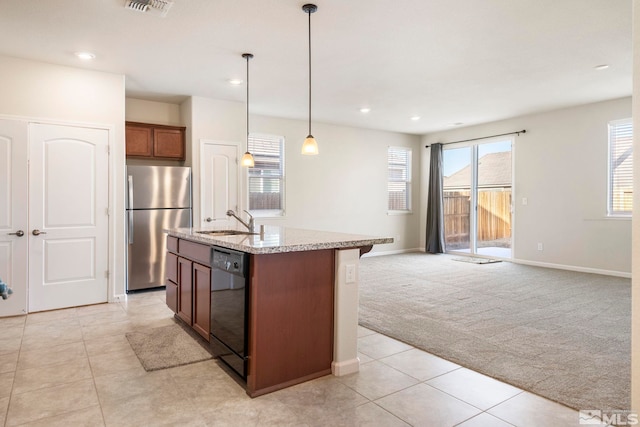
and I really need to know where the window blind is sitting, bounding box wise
[388,147,411,211]
[609,119,633,215]
[248,134,284,212]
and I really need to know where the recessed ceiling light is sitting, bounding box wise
[229,79,243,85]
[360,107,371,114]
[75,51,95,60]
[595,64,609,70]
[410,116,421,121]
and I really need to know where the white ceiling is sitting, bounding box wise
[0,0,632,135]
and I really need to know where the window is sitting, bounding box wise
[608,119,633,216]
[388,146,412,212]
[248,133,285,216]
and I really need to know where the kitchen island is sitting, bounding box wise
[165,225,392,397]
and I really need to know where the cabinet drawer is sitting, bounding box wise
[165,252,178,283]
[167,236,178,253]
[178,239,210,266]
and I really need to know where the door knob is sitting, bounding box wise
[32,229,47,236]
[7,230,24,237]
[205,217,213,222]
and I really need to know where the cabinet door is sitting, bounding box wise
[177,256,192,324]
[125,124,153,157]
[192,262,211,341]
[153,127,185,160]
[166,280,178,313]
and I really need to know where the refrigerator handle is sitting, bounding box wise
[127,175,134,209]
[127,175,134,244]
[128,210,134,244]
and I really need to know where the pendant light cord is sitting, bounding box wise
[307,8,312,136]
[242,53,253,152]
[246,54,250,147]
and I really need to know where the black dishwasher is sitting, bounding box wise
[210,246,250,379]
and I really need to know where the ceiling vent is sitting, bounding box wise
[125,0,173,17]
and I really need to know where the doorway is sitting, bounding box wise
[199,141,239,227]
[0,120,110,315]
[443,139,513,258]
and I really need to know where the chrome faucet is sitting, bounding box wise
[226,209,255,233]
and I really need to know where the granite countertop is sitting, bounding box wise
[165,226,393,255]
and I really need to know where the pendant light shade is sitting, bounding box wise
[302,135,318,155]
[241,151,254,167]
[242,53,255,167]
[301,3,318,155]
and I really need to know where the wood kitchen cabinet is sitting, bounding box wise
[247,249,334,397]
[165,251,178,313]
[126,121,186,160]
[192,262,211,340]
[165,236,211,341]
[177,256,193,324]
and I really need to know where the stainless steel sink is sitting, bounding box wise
[196,230,257,236]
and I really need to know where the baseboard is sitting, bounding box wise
[511,258,631,278]
[377,247,631,279]
[364,248,422,257]
[109,293,127,303]
[331,358,360,376]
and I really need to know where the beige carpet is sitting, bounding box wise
[359,252,630,411]
[126,323,212,371]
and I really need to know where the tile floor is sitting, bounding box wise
[0,290,592,426]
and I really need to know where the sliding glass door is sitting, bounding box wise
[443,139,513,258]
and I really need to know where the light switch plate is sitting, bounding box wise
[346,264,356,283]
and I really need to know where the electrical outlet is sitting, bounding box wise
[537,243,543,251]
[346,264,356,283]
[522,197,528,205]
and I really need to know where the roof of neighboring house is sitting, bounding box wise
[444,151,512,188]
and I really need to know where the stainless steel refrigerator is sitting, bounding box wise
[126,165,192,292]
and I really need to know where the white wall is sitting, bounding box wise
[183,96,245,229]
[422,97,632,275]
[0,55,126,298]
[125,98,183,126]
[630,0,639,413]
[178,95,421,254]
[251,115,421,254]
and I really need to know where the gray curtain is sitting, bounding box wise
[425,143,445,253]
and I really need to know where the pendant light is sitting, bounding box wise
[301,3,319,155]
[241,53,255,167]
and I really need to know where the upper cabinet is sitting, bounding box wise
[126,121,186,161]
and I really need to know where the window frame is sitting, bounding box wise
[246,132,286,218]
[607,118,633,217]
[387,146,412,214]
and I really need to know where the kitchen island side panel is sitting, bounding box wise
[247,249,335,396]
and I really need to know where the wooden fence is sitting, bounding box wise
[249,192,282,210]
[444,189,511,246]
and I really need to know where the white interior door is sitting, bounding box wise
[0,120,28,316]
[28,123,109,312]
[200,142,238,227]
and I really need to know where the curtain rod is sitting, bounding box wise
[425,129,526,148]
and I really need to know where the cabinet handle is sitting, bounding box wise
[32,229,47,236]
[7,230,24,237]
[205,217,213,222]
